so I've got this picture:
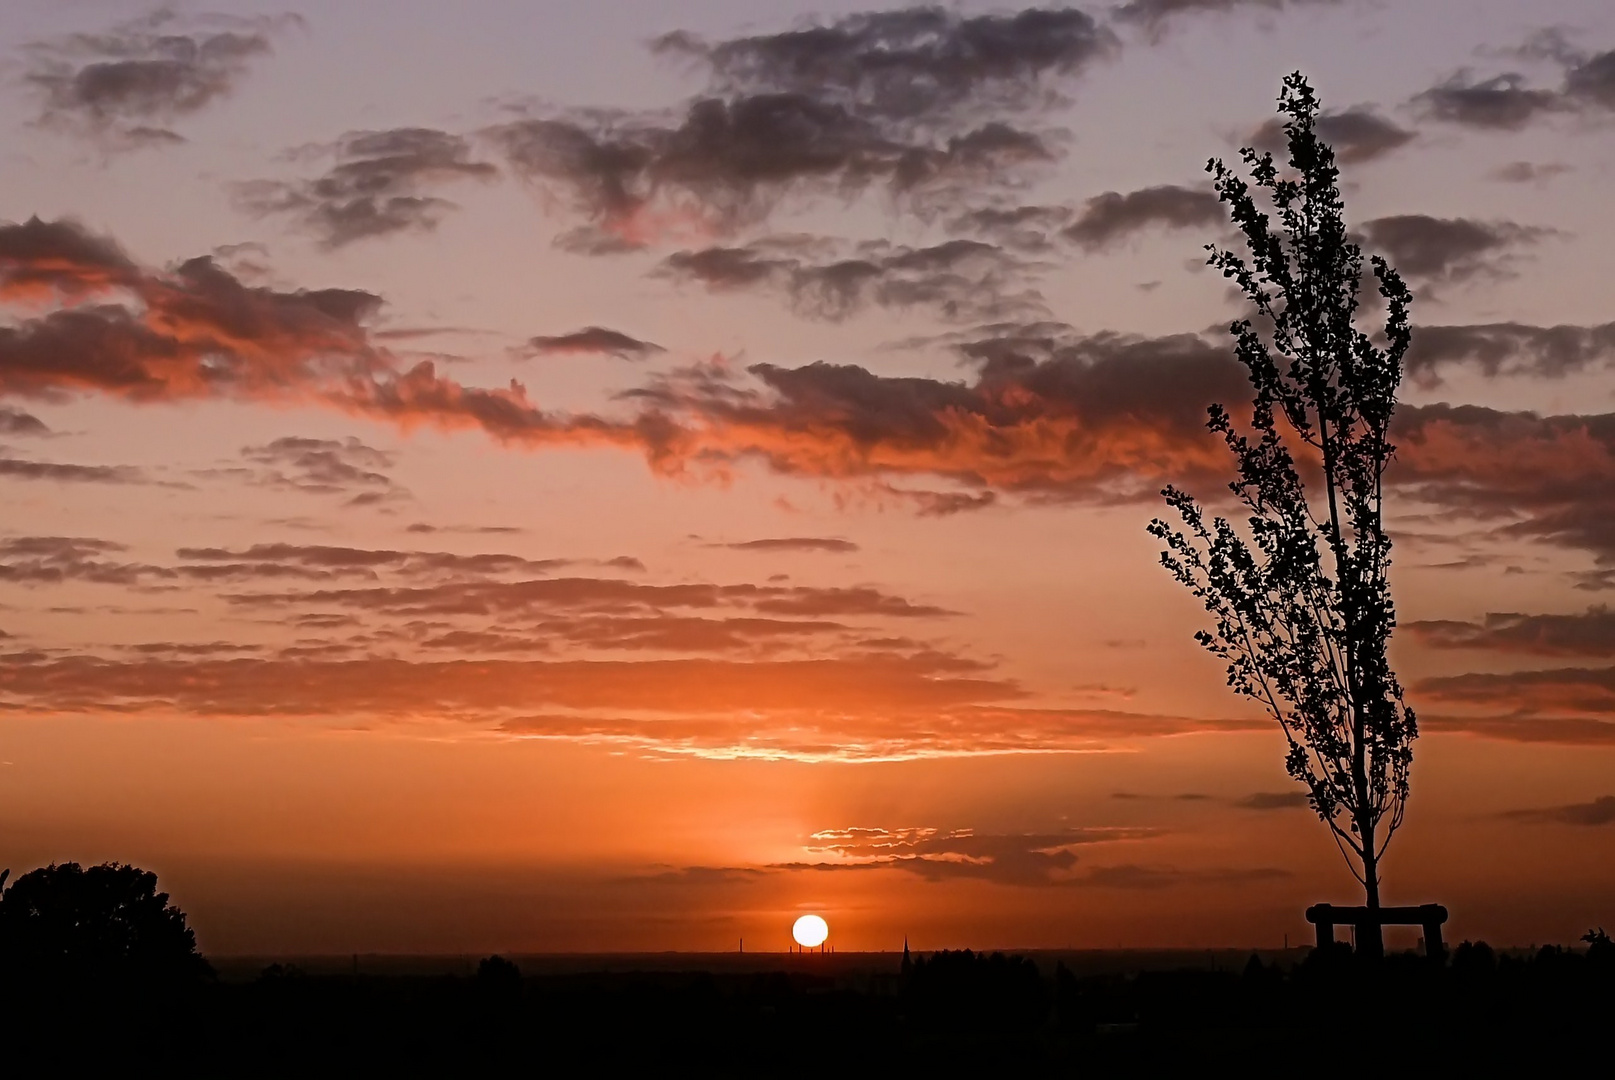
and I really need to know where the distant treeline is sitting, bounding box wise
[2,863,1610,1068]
[4,941,1612,1069]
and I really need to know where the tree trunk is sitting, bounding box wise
[1358,836,1384,959]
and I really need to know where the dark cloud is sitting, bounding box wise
[1247,106,1414,164]
[123,641,263,658]
[0,456,145,485]
[224,576,954,621]
[948,204,1074,252]
[621,326,1241,503]
[658,237,1043,321]
[1358,215,1553,285]
[1417,666,1615,717]
[776,825,1158,886]
[235,128,499,248]
[491,102,1057,246]
[1504,795,1615,826]
[0,536,171,587]
[0,217,383,400]
[720,538,860,554]
[523,327,665,362]
[236,437,403,503]
[0,408,49,436]
[1408,608,1615,658]
[1112,0,1341,36]
[419,615,849,656]
[656,8,1117,126]
[1391,404,1615,564]
[1063,864,1291,889]
[0,215,140,303]
[1413,72,1566,130]
[1489,161,1574,184]
[888,487,1000,517]
[405,523,525,536]
[632,866,767,886]
[176,542,568,581]
[1420,713,1615,745]
[1405,321,1615,382]
[1233,792,1308,811]
[0,217,646,459]
[24,11,300,148]
[1565,49,1615,110]
[490,8,1112,245]
[1061,185,1222,249]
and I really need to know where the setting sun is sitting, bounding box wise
[792,915,829,949]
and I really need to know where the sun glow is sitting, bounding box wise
[792,914,829,948]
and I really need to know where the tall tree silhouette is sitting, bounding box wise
[1148,73,1417,957]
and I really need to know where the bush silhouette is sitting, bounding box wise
[477,954,523,996]
[903,949,1048,1030]
[0,862,210,984]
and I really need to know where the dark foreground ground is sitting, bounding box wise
[4,943,1610,1072]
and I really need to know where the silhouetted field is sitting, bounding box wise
[5,942,1610,1070]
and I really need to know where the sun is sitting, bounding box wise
[792,914,829,948]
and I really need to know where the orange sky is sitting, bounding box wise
[2,0,1614,954]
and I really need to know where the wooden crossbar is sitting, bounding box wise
[1305,903,1449,955]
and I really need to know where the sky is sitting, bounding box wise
[2,0,1614,956]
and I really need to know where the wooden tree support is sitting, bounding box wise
[1306,903,1449,957]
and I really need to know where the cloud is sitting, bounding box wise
[15,219,1615,543]
[0,536,171,587]
[1247,106,1414,164]
[405,523,525,536]
[619,327,1241,503]
[1417,666,1615,718]
[0,408,49,436]
[1503,795,1615,826]
[1410,43,1615,130]
[234,436,403,503]
[1232,791,1308,811]
[719,538,859,554]
[490,100,1055,246]
[0,217,383,400]
[0,215,141,303]
[1408,608,1615,658]
[523,327,665,362]
[1489,161,1574,184]
[776,825,1159,885]
[0,456,145,485]
[0,216,649,459]
[1564,49,1615,110]
[1112,0,1345,37]
[1063,864,1291,889]
[419,615,854,656]
[235,128,499,248]
[949,204,1075,252]
[658,236,1044,321]
[23,10,300,148]
[1061,185,1222,249]
[1405,321,1615,382]
[1413,71,1567,130]
[223,576,955,621]
[1357,215,1553,285]
[655,8,1117,126]
[176,542,569,581]
[490,8,1115,245]
[1420,714,1615,745]
[1391,404,1615,565]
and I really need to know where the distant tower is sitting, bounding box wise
[901,937,912,978]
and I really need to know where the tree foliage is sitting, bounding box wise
[1147,73,1417,942]
[0,861,210,982]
